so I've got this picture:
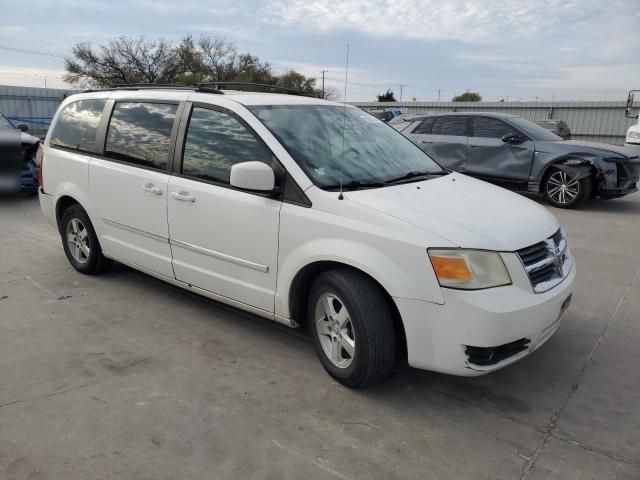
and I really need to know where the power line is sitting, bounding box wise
[0,44,65,58]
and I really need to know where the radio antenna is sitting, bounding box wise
[338,43,350,200]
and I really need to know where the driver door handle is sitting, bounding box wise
[142,183,163,195]
[171,191,196,203]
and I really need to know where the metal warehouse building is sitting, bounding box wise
[1,84,638,145]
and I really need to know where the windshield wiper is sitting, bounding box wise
[383,170,449,185]
[319,179,386,191]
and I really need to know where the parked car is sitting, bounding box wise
[368,108,404,122]
[40,87,574,387]
[535,119,571,140]
[395,112,639,208]
[0,113,40,194]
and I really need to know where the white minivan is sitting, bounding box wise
[39,86,575,387]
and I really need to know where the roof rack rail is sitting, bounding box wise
[194,82,315,97]
[84,82,316,97]
[84,83,223,94]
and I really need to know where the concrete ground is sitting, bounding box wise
[1,193,639,480]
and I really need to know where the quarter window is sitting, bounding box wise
[50,99,106,152]
[105,102,177,170]
[431,116,468,136]
[472,117,518,139]
[182,107,273,184]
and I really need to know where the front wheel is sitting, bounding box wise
[543,168,592,208]
[308,269,396,388]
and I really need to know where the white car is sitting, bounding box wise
[39,86,575,387]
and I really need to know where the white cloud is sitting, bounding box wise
[0,67,70,89]
[262,0,638,45]
[0,25,26,34]
[525,64,640,91]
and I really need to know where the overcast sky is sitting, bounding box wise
[0,0,638,101]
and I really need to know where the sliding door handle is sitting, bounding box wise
[142,183,163,195]
[171,191,196,203]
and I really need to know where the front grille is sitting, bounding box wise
[517,229,572,293]
[465,338,531,366]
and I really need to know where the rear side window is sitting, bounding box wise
[50,99,106,152]
[412,117,436,134]
[181,107,272,185]
[472,117,518,138]
[431,116,468,136]
[105,102,177,170]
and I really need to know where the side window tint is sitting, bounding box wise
[472,117,517,138]
[105,102,177,170]
[50,99,106,152]
[431,116,467,136]
[413,117,435,134]
[182,107,273,185]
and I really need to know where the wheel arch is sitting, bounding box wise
[288,260,408,363]
[51,181,104,238]
[539,154,602,194]
[55,195,81,227]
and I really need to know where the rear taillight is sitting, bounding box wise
[37,144,44,191]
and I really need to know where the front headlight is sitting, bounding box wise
[428,249,511,290]
[628,131,640,140]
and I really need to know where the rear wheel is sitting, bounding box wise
[308,269,396,388]
[60,205,111,274]
[543,168,592,208]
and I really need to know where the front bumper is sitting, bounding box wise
[396,260,576,376]
[600,156,640,197]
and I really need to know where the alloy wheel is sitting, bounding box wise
[547,170,580,205]
[66,218,91,264]
[315,292,356,369]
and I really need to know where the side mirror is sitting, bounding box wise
[16,123,29,132]
[501,133,524,144]
[230,161,275,192]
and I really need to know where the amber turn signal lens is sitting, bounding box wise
[430,256,473,281]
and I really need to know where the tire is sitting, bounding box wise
[308,269,396,388]
[60,205,111,274]
[542,167,592,209]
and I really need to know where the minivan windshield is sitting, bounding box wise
[249,105,443,188]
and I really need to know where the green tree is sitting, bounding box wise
[276,70,317,95]
[64,34,320,94]
[64,37,183,87]
[452,91,482,102]
[377,89,396,102]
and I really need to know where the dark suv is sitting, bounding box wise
[392,112,639,208]
[0,113,40,194]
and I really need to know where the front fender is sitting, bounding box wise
[534,154,609,192]
[275,237,445,319]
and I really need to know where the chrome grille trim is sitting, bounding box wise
[517,228,572,293]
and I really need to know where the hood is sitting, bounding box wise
[346,173,559,251]
[538,139,635,158]
[20,131,40,146]
[0,129,39,147]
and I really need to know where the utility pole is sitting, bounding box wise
[321,70,328,98]
[437,89,441,101]
[399,84,407,102]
